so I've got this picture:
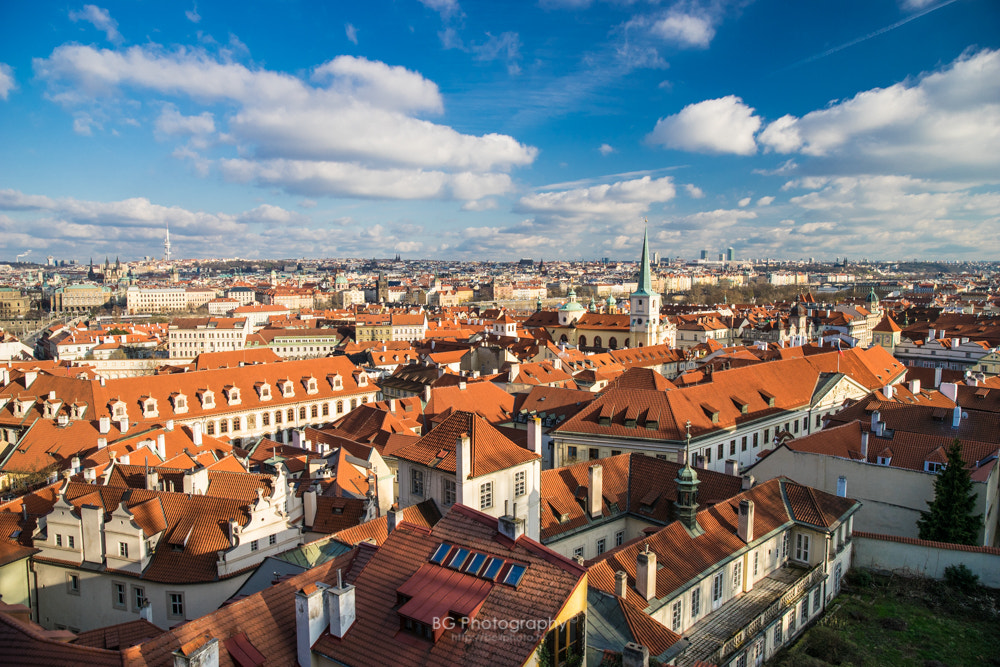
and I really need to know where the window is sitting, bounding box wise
[834,562,843,593]
[788,610,797,634]
[133,586,146,611]
[250,539,259,552]
[322,403,329,417]
[119,542,128,558]
[773,621,783,646]
[113,582,127,609]
[741,436,747,452]
[68,535,75,549]
[753,550,759,576]
[803,417,809,431]
[514,470,526,497]
[573,546,584,559]
[730,440,736,456]
[337,400,344,413]
[800,598,809,624]
[795,533,810,562]
[764,428,770,444]
[287,408,294,421]
[717,443,724,459]
[262,412,270,426]
[480,481,493,510]
[589,448,599,460]
[545,612,585,667]
[67,573,80,595]
[705,448,712,464]
[753,433,759,448]
[444,479,456,505]
[168,592,185,619]
[567,446,577,460]
[411,469,424,496]
[611,450,621,457]
[691,587,701,619]
[219,420,228,434]
[597,538,606,555]
[782,532,790,559]
[311,405,318,418]
[735,652,747,667]
[712,571,724,608]
[615,530,625,547]
[793,420,799,433]
[299,407,307,420]
[232,417,240,432]
[813,587,822,611]
[671,599,682,632]
[206,422,215,436]
[55,534,62,547]
[269,534,277,546]
[815,414,822,428]
[732,561,743,592]
[275,411,282,424]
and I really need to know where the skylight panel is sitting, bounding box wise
[482,557,504,580]
[430,543,451,564]
[448,547,470,570]
[464,552,487,576]
[503,564,526,587]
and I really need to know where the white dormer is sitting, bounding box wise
[278,379,294,397]
[197,388,215,409]
[170,392,188,414]
[140,396,158,418]
[304,376,318,395]
[328,373,343,390]
[109,399,128,420]
[255,382,272,401]
[71,403,87,420]
[224,385,241,405]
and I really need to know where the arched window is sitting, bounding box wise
[299,406,307,420]
[560,334,569,343]
[609,337,618,349]
[594,336,603,348]
[336,400,344,413]
[578,336,587,347]
[287,408,294,421]
[624,339,630,348]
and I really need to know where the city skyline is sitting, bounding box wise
[1,0,998,262]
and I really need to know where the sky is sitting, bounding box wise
[0,0,998,264]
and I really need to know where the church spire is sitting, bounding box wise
[635,222,652,296]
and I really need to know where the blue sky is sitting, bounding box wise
[0,0,998,263]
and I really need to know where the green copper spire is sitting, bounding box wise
[634,224,652,297]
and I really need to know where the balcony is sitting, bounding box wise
[675,563,824,667]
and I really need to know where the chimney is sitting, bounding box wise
[737,499,755,543]
[508,362,520,383]
[636,546,657,601]
[498,502,525,541]
[836,475,847,497]
[97,437,107,450]
[165,419,174,431]
[952,405,961,429]
[458,380,467,391]
[883,384,893,400]
[156,433,166,460]
[81,505,103,563]
[99,416,111,434]
[741,474,754,491]
[295,583,329,667]
[183,465,208,495]
[724,459,738,476]
[622,643,650,667]
[423,384,432,403]
[860,431,869,459]
[588,464,603,519]
[83,467,97,483]
[527,416,542,457]
[388,398,396,413]
[118,417,129,434]
[145,467,159,491]
[193,422,203,446]
[225,518,239,547]
[940,382,958,403]
[966,374,978,387]
[928,328,936,341]
[456,434,471,484]
[908,379,921,395]
[172,637,219,667]
[615,570,628,599]
[303,486,318,529]
[100,376,106,386]
[387,504,401,534]
[24,371,37,389]
[325,570,356,639]
[71,456,81,474]
[870,410,880,433]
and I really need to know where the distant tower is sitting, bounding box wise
[164,222,172,262]
[700,249,709,261]
[630,225,661,347]
[376,272,389,303]
[726,247,735,262]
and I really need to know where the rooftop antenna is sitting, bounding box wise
[164,222,172,262]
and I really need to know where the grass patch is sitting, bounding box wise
[772,571,1000,666]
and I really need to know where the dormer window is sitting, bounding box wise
[170,392,188,414]
[110,400,127,419]
[256,382,272,400]
[304,377,318,395]
[278,379,294,397]
[71,403,87,420]
[224,385,241,405]
[141,397,158,418]
[924,461,944,473]
[198,389,215,409]
[357,373,368,387]
[877,456,891,466]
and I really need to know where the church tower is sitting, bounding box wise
[629,227,661,347]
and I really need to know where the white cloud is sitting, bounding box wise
[651,11,714,49]
[758,48,1000,174]
[757,196,774,206]
[34,44,538,201]
[185,5,201,23]
[419,0,461,19]
[517,175,676,222]
[73,114,96,135]
[0,63,15,100]
[470,32,522,75]
[461,198,498,211]
[345,23,358,45]
[648,95,761,155]
[737,196,751,207]
[684,184,704,199]
[599,143,615,156]
[901,0,935,9]
[69,5,121,43]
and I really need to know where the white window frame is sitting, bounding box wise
[712,571,724,609]
[795,533,810,562]
[480,481,493,511]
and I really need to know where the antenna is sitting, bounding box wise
[164,222,172,262]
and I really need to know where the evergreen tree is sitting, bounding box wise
[917,439,981,545]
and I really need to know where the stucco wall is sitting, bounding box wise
[852,534,1000,589]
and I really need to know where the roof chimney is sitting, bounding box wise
[741,474,754,491]
[860,431,869,459]
[940,382,958,403]
[527,416,543,457]
[193,421,203,446]
[23,371,37,389]
[387,504,401,534]
[165,419,174,431]
[99,416,111,434]
[883,384,893,400]
[870,410,881,433]
[118,417,129,434]
[325,570,356,639]
[934,366,942,388]
[622,642,650,667]
[636,546,657,601]
[145,467,159,491]
[737,499,755,544]
[456,434,471,483]
[615,570,628,599]
[837,475,847,497]
[295,583,329,667]
[172,637,219,667]
[908,379,921,395]
[303,485,318,529]
[498,501,525,541]
[156,433,166,460]
[81,505,103,563]
[588,464,603,519]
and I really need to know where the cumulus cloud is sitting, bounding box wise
[69,5,121,43]
[648,95,761,155]
[758,48,1000,174]
[34,44,538,201]
[757,196,774,206]
[737,196,751,207]
[0,63,15,100]
[345,23,358,45]
[651,11,715,48]
[684,184,704,199]
[470,32,522,75]
[516,175,676,222]
[599,143,615,156]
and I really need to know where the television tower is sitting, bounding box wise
[164,222,172,262]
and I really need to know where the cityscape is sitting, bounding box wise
[1,1,1000,666]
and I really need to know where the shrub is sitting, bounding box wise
[943,563,979,593]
